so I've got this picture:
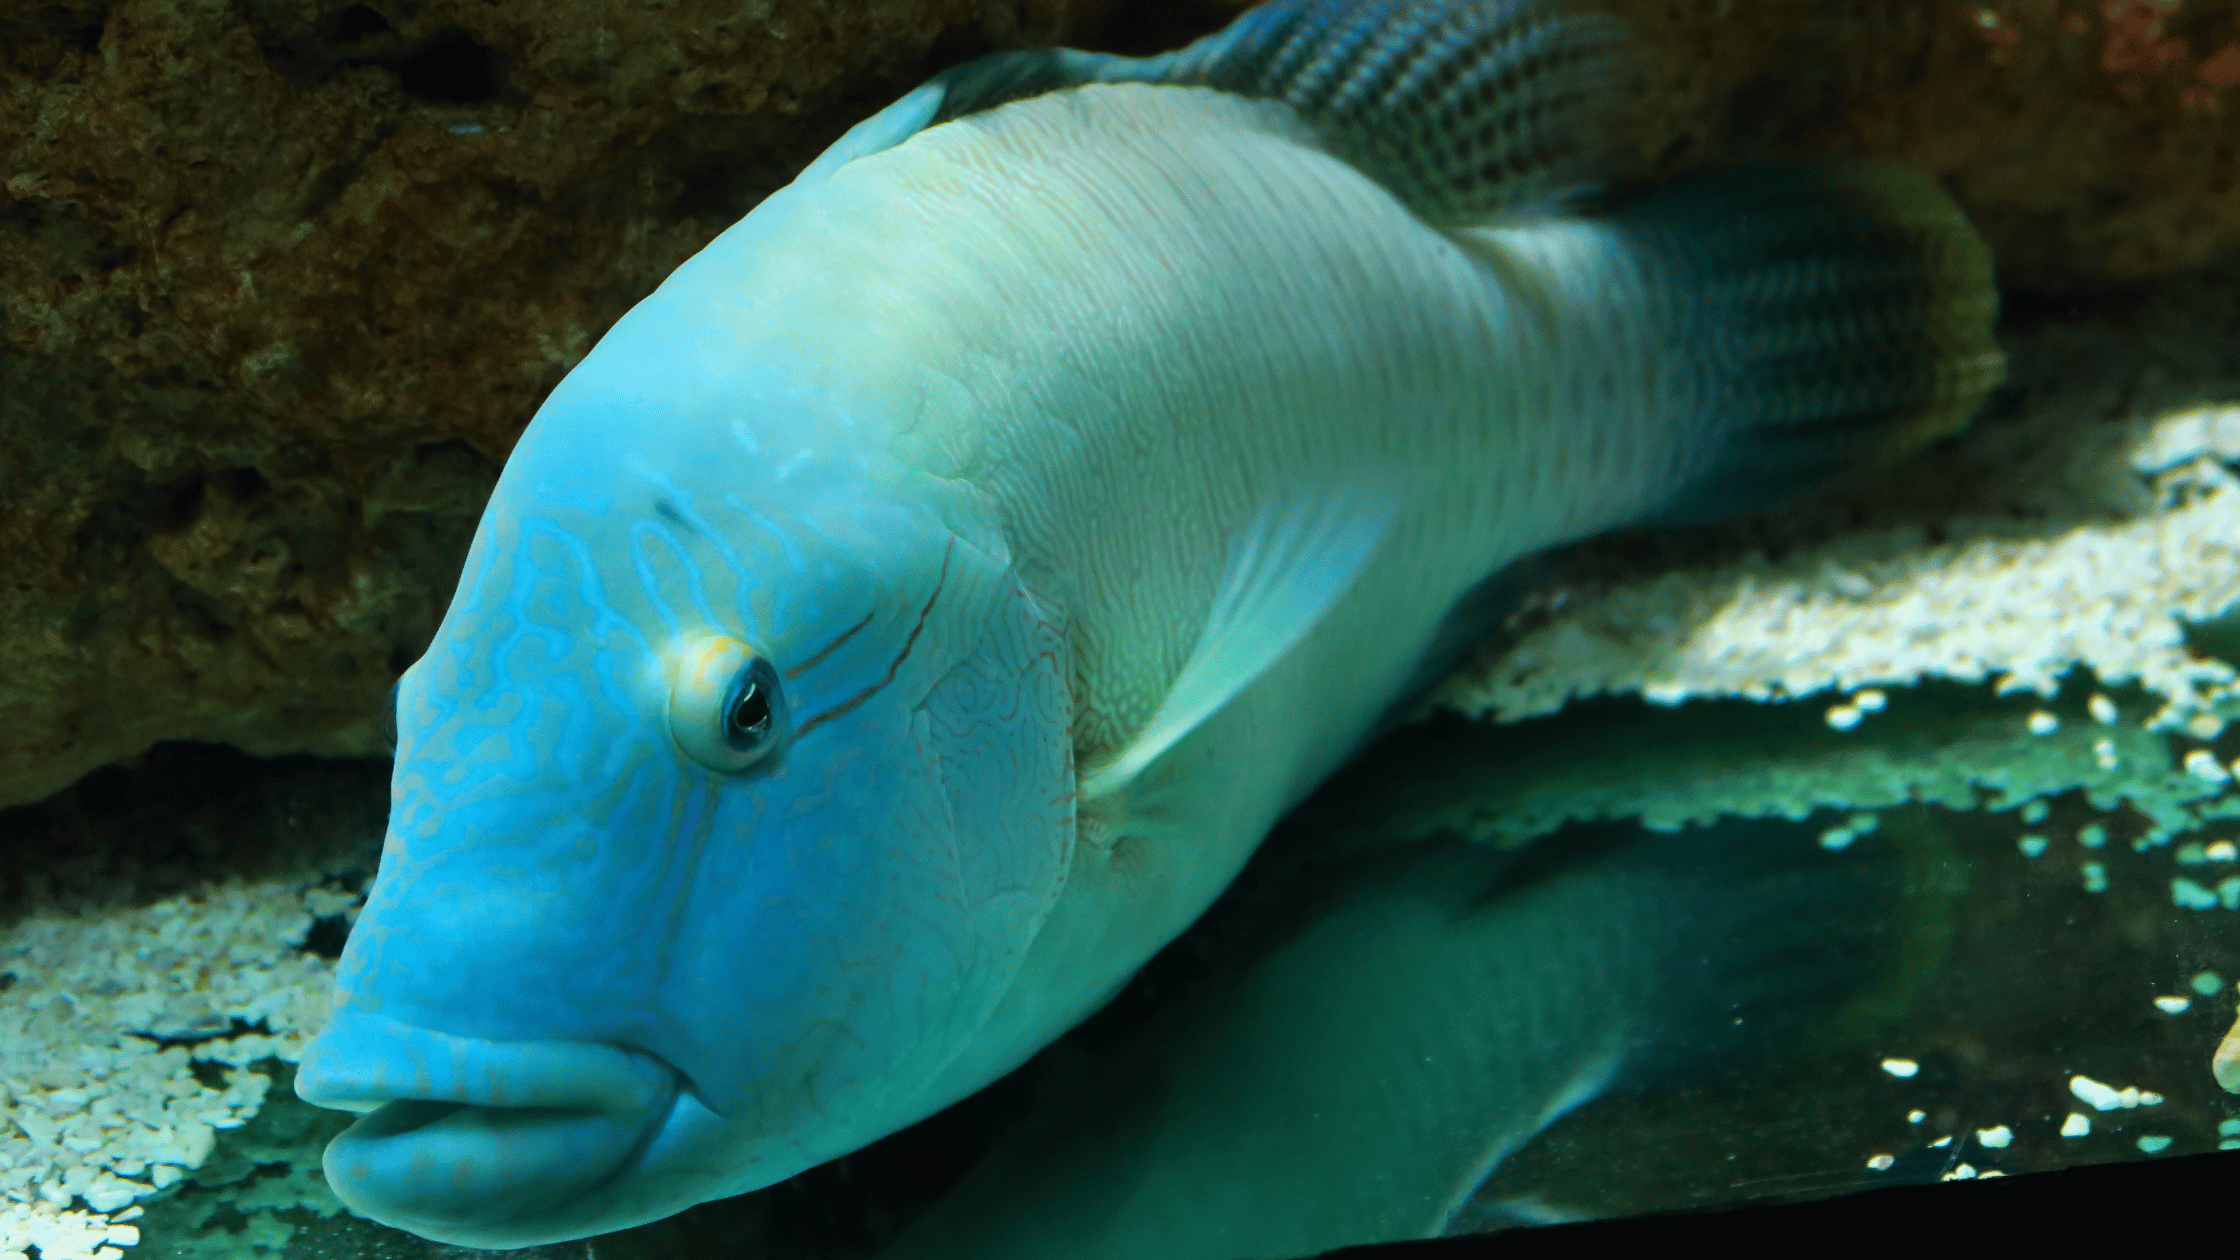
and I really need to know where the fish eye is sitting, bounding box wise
[669,634,790,774]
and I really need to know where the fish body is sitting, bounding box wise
[294,0,2001,1247]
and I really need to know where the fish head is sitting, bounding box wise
[295,305,1076,1247]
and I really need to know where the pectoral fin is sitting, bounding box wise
[1079,479,1400,801]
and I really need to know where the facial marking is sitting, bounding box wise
[794,537,954,740]
[786,611,876,681]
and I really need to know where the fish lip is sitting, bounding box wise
[297,1008,688,1246]
[296,1007,680,1115]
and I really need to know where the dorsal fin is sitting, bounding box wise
[796,79,950,184]
[922,0,1635,224]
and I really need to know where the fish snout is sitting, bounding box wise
[296,1010,682,1246]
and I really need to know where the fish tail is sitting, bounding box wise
[1614,162,2005,525]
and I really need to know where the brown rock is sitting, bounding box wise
[1603,0,2240,288]
[0,0,1107,809]
[3,0,2237,809]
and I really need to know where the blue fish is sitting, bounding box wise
[294,0,2001,1246]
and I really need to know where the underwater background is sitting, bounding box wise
[5,0,2240,1256]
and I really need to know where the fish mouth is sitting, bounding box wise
[296,1008,686,1247]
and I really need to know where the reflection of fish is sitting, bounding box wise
[879,815,1925,1260]
[293,0,2000,1246]
[2218,1006,2240,1093]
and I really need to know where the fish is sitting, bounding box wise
[873,811,1944,1260]
[292,0,2002,1246]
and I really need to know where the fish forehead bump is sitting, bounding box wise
[387,455,981,848]
[342,364,1025,986]
[442,324,995,703]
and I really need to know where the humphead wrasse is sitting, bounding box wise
[294,0,2003,1245]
